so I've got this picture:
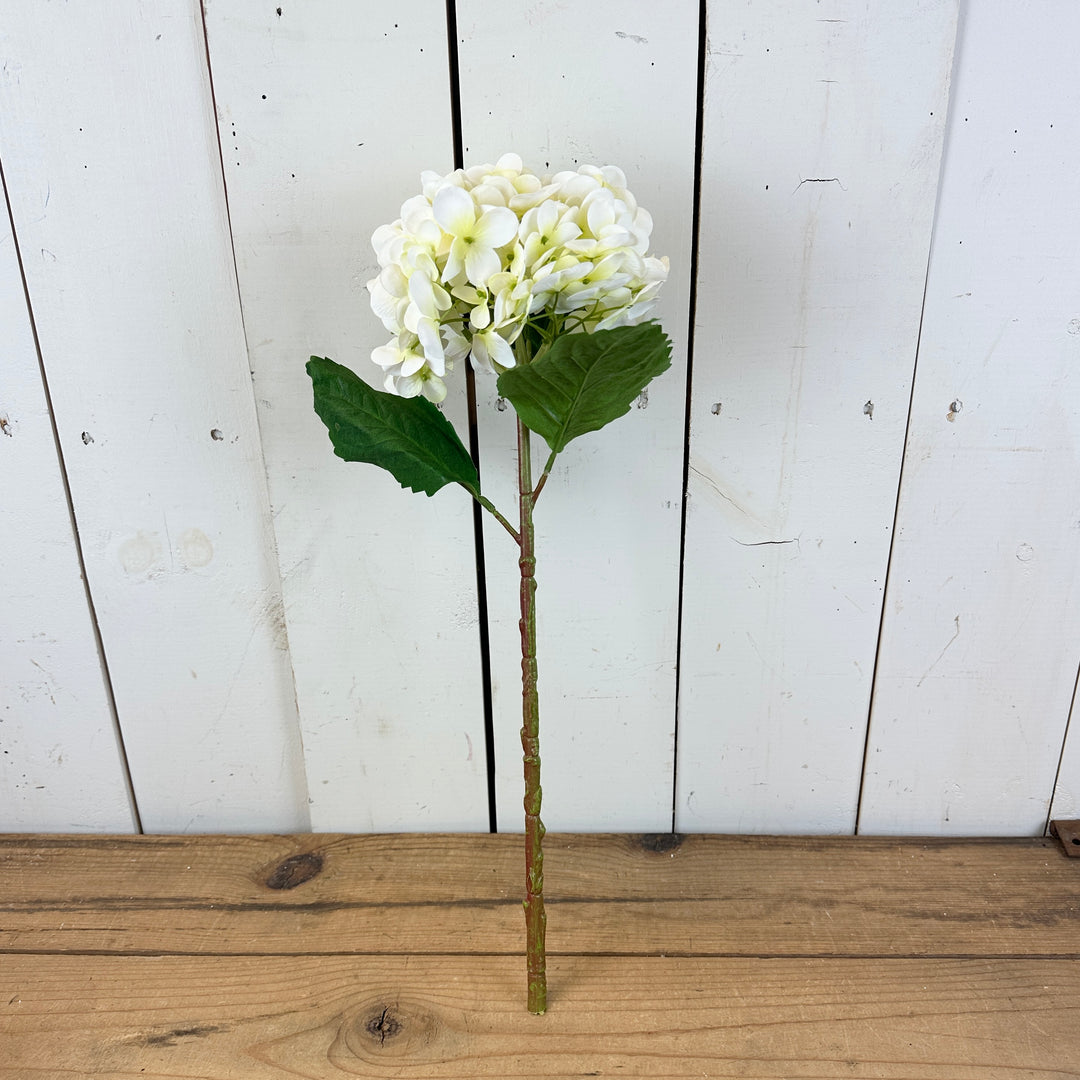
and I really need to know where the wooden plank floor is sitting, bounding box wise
[1,834,1078,1078]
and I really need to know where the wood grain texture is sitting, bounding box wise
[0,195,135,832]
[455,0,698,832]
[2,834,1076,957]
[3,954,1078,1079]
[861,1,1080,835]
[677,0,958,833]
[0,2,308,831]
[201,0,490,831]
[2,834,1079,1078]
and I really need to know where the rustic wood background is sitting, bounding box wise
[2,0,1078,836]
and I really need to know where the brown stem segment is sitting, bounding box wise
[517,416,547,1014]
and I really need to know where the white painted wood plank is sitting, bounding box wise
[0,2,308,832]
[862,1,1080,836]
[202,0,490,830]
[456,1,698,831]
[0,194,136,832]
[1050,686,1080,824]
[676,1,958,833]
[1049,695,1080,826]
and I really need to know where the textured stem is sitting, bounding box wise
[517,415,547,1015]
[475,492,520,543]
[531,450,557,505]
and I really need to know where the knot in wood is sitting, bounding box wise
[365,1006,402,1044]
[264,851,324,889]
[340,999,441,1059]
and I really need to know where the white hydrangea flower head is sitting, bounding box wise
[366,154,669,398]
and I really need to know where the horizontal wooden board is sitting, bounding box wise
[2,834,1076,957]
[2,953,1077,1078]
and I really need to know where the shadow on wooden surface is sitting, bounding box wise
[2,833,1078,1077]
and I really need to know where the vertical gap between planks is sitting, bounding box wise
[671,0,710,834]
[854,7,966,835]
[196,3,311,824]
[1045,657,1080,836]
[0,155,143,834]
[853,277,926,835]
[445,0,499,833]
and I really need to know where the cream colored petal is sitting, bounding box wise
[398,349,427,378]
[433,184,476,235]
[470,303,492,331]
[464,244,501,288]
[420,374,447,403]
[472,205,519,249]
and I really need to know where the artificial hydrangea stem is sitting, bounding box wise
[531,470,550,504]
[475,493,520,543]
[530,444,558,506]
[517,415,547,1015]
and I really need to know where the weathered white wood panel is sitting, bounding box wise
[456,1,698,831]
[1050,689,1080,824]
[202,0,490,830]
[0,193,136,832]
[676,1,958,832]
[861,1,1080,836]
[4,0,1077,837]
[0,2,308,832]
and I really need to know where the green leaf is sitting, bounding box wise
[306,357,479,497]
[496,322,672,455]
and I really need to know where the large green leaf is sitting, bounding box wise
[306,357,479,497]
[496,322,672,455]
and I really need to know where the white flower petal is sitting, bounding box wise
[464,244,501,287]
[368,278,405,331]
[471,179,514,207]
[399,351,427,378]
[408,271,440,318]
[442,238,467,283]
[395,372,425,398]
[470,303,491,331]
[372,342,402,370]
[472,205,519,249]
[585,195,617,236]
[416,318,445,372]
[441,324,471,366]
[470,333,494,374]
[600,164,627,189]
[433,184,476,234]
[400,194,435,234]
[479,329,515,371]
[451,283,484,305]
[421,374,447,403]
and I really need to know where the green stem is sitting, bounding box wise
[531,450,557,505]
[474,492,520,544]
[517,415,547,1015]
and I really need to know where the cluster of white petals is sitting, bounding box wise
[366,153,669,402]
